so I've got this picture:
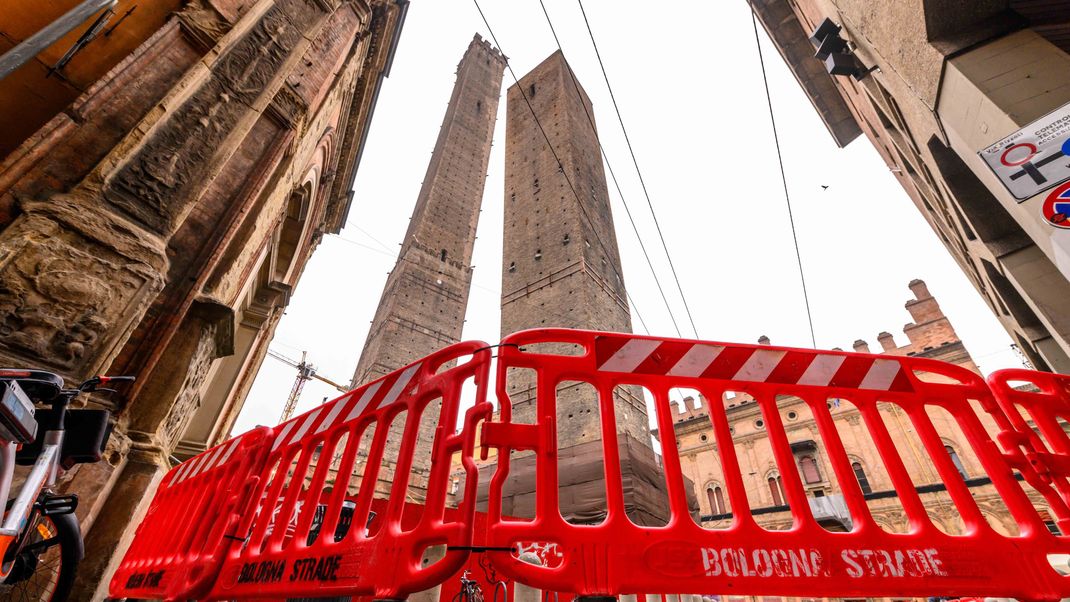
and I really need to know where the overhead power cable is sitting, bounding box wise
[471,0,650,335]
[333,234,500,296]
[575,0,700,340]
[537,0,682,338]
[747,2,817,347]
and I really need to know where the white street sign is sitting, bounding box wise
[979,101,1070,201]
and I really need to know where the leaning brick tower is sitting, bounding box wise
[352,35,506,387]
[496,51,675,525]
[350,35,505,497]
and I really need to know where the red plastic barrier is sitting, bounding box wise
[987,369,1070,531]
[482,329,1070,601]
[206,340,492,600]
[109,426,275,600]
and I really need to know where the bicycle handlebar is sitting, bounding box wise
[84,375,134,389]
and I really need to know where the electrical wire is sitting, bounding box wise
[575,0,700,339]
[471,0,650,334]
[537,0,682,338]
[747,2,817,347]
[346,222,394,252]
[332,234,500,296]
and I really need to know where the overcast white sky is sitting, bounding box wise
[231,0,1023,435]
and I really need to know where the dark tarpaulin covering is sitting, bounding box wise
[470,436,699,526]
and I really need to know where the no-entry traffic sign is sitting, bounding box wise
[980,101,1070,201]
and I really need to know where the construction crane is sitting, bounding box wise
[267,349,349,423]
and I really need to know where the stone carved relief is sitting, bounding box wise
[107,3,323,235]
[108,79,244,233]
[269,84,308,129]
[216,10,300,104]
[161,328,216,447]
[176,0,230,49]
[0,212,161,376]
[160,298,234,448]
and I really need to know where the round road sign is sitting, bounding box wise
[1001,142,1038,166]
[1042,182,1070,229]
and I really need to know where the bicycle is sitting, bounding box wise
[0,368,131,601]
[452,557,507,602]
[454,570,488,602]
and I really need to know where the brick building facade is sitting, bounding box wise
[749,0,1070,373]
[0,1,406,597]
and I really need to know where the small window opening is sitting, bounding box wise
[945,445,968,479]
[799,455,821,484]
[768,475,785,506]
[440,249,447,262]
[534,249,542,261]
[508,262,516,272]
[529,83,536,97]
[852,461,872,494]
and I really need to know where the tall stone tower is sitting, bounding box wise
[497,51,677,525]
[352,35,506,386]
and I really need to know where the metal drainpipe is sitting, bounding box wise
[0,0,117,82]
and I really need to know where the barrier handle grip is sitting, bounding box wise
[480,422,540,457]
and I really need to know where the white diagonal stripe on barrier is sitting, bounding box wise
[191,451,215,477]
[798,355,846,386]
[176,454,205,484]
[733,349,787,382]
[182,454,208,481]
[197,446,228,476]
[289,407,322,444]
[216,437,242,467]
[170,457,196,486]
[346,381,383,422]
[859,359,900,391]
[599,339,661,373]
[272,420,297,451]
[315,396,350,434]
[377,363,422,409]
[668,344,724,377]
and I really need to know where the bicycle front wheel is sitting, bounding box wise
[1,511,82,602]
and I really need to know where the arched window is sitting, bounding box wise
[852,461,872,494]
[945,445,967,479]
[768,474,785,506]
[440,249,448,262]
[706,485,727,515]
[274,183,312,281]
[799,455,821,484]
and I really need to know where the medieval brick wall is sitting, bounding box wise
[500,51,649,445]
[0,1,406,598]
[347,34,504,496]
[495,51,679,525]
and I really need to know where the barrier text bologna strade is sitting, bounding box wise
[111,330,1070,601]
